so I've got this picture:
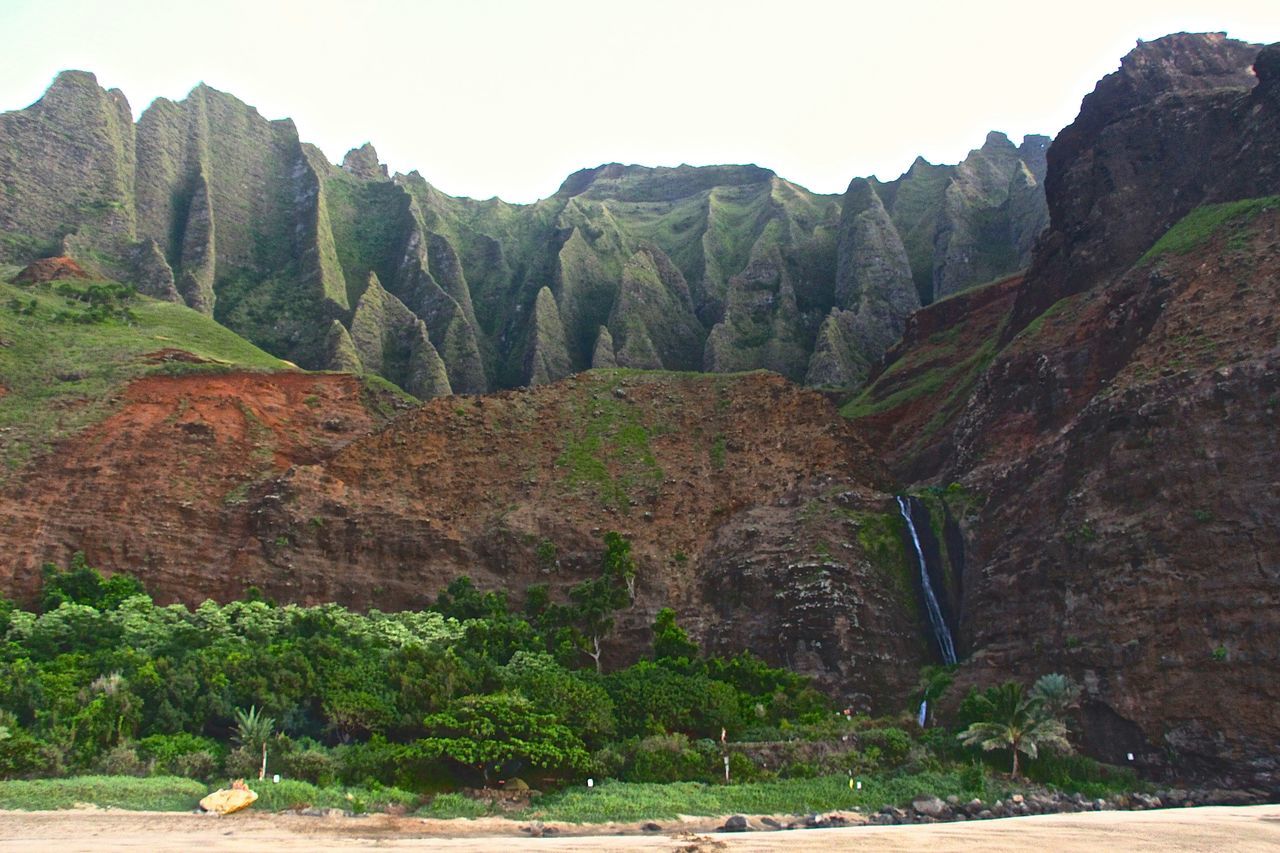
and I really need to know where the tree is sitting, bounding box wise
[39,553,144,612]
[1030,673,1081,721]
[497,651,616,747]
[567,574,629,671]
[232,705,275,749]
[957,681,1070,778]
[651,608,698,662]
[601,532,637,602]
[418,693,590,785]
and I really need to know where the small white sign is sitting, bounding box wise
[273,774,280,784]
[1127,753,1134,761]
[856,781,862,790]
[587,778,594,788]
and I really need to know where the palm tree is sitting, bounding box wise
[1030,673,1081,721]
[232,705,276,780]
[232,705,275,750]
[958,682,1070,778]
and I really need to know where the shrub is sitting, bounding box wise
[860,727,912,765]
[94,744,146,777]
[625,733,713,783]
[280,746,337,787]
[0,725,52,779]
[419,791,490,819]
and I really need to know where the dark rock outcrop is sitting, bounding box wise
[850,34,1280,790]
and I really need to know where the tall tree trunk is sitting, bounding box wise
[1011,737,1020,778]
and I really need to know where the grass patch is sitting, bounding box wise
[556,377,664,510]
[0,776,206,811]
[524,770,985,823]
[1140,195,1280,263]
[417,791,495,819]
[841,366,949,419]
[0,776,419,813]
[248,779,418,813]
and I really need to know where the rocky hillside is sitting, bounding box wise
[849,34,1280,789]
[0,365,931,709]
[0,75,1046,396]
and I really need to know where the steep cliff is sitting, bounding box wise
[849,35,1280,790]
[0,365,930,708]
[0,73,1047,397]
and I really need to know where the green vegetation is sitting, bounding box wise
[849,511,916,612]
[0,547,819,793]
[525,771,983,823]
[0,776,207,811]
[841,366,949,419]
[0,554,1136,818]
[0,275,288,472]
[556,377,664,509]
[1015,294,1085,344]
[958,680,1072,778]
[1140,196,1280,263]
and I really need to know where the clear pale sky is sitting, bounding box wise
[0,1,1276,203]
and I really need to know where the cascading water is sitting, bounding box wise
[897,496,958,666]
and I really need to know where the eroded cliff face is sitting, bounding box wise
[0,369,930,709]
[850,36,1280,789]
[0,370,395,603]
[0,73,1046,397]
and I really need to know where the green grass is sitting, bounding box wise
[0,776,207,811]
[524,770,985,823]
[1015,294,1084,343]
[841,365,949,418]
[0,776,419,813]
[1140,195,1280,263]
[248,779,418,812]
[417,791,495,819]
[0,277,290,472]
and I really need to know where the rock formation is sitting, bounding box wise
[849,34,1280,790]
[0,75,1047,396]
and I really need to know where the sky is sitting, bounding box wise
[0,1,1276,203]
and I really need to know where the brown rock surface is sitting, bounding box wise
[0,370,387,604]
[850,35,1280,788]
[0,368,927,707]
[11,255,92,284]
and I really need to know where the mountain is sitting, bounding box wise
[848,33,1280,789]
[0,76,1046,396]
[2,32,1277,793]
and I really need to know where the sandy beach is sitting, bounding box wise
[0,804,1276,852]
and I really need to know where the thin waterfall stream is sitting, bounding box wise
[897,496,958,666]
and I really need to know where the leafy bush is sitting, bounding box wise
[418,791,491,819]
[93,744,146,777]
[623,733,715,783]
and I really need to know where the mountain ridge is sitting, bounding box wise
[0,72,1048,396]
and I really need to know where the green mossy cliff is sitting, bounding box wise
[0,72,1048,397]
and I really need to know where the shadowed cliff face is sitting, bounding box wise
[0,74,1045,397]
[849,35,1280,789]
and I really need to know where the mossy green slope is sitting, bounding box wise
[0,271,289,472]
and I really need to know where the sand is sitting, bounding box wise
[0,804,1277,851]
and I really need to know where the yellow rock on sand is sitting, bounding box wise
[199,783,259,815]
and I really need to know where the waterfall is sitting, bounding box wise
[917,699,928,728]
[897,496,958,665]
